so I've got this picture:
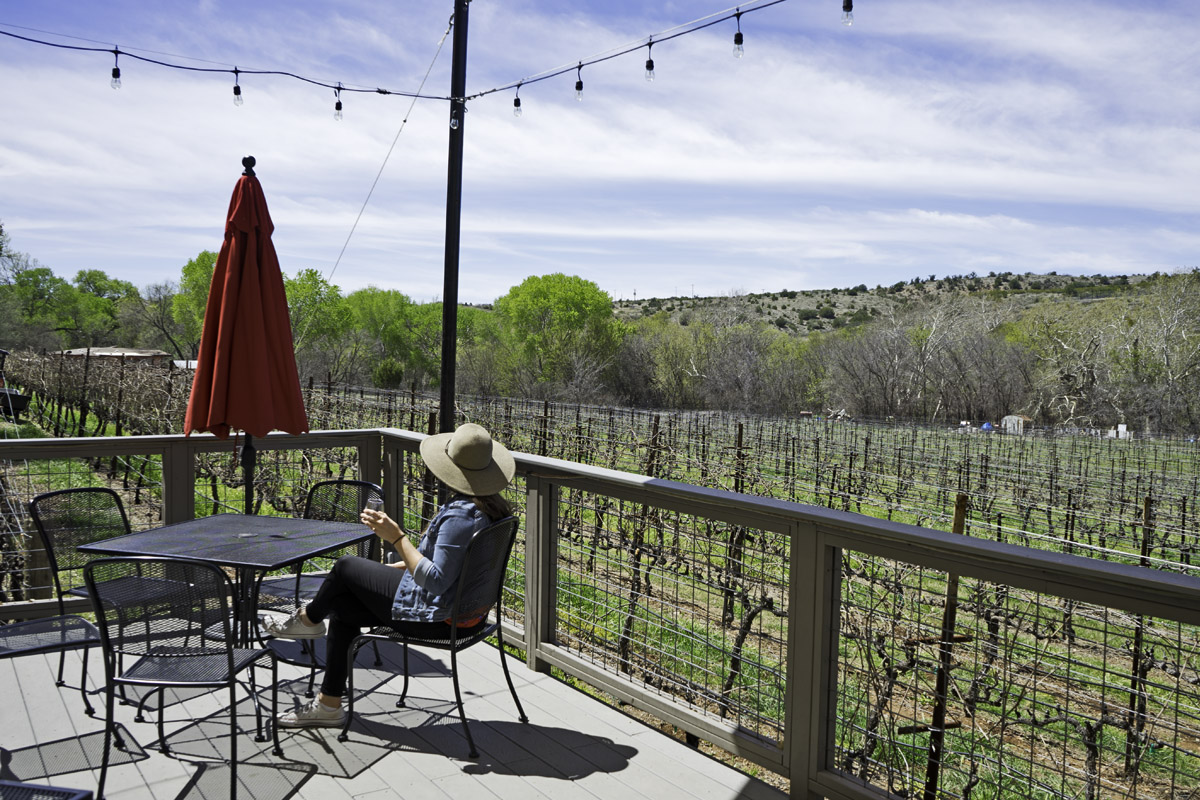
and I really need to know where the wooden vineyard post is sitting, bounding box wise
[913,492,971,800]
[1125,494,1154,775]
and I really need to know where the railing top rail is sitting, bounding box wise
[6,427,1200,624]
[478,442,1200,626]
[0,428,381,460]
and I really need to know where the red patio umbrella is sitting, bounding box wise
[184,156,309,514]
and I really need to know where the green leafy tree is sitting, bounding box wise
[284,268,353,384]
[493,273,624,396]
[55,269,142,347]
[172,251,218,357]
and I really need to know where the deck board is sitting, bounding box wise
[1,642,788,800]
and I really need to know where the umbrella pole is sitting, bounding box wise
[241,433,256,515]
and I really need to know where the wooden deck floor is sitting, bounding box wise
[1,642,788,800]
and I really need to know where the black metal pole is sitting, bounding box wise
[439,0,470,435]
[241,433,256,515]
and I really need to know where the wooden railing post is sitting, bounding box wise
[524,474,558,673]
[162,438,195,524]
[786,519,838,800]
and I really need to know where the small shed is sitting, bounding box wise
[1001,414,1032,435]
[53,347,173,367]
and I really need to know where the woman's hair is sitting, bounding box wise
[470,492,513,521]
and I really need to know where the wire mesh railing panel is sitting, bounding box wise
[554,486,789,742]
[191,444,365,520]
[0,439,375,607]
[834,548,1200,800]
[0,453,166,603]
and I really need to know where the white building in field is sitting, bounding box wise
[1001,414,1032,435]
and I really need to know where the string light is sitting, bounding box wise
[110,50,121,89]
[334,82,343,120]
[842,0,854,26]
[4,0,797,112]
[466,0,791,105]
[644,39,655,82]
[513,83,522,117]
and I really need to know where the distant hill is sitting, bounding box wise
[612,271,1153,334]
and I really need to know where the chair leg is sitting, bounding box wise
[305,641,317,698]
[229,682,238,800]
[396,641,410,708]
[250,662,266,742]
[97,682,116,800]
[56,648,67,686]
[338,637,363,743]
[448,649,478,758]
[496,628,529,723]
[157,688,169,753]
[270,657,283,756]
[79,647,96,716]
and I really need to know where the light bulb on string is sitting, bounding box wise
[842,0,854,26]
[513,84,523,117]
[110,50,121,89]
[645,40,655,81]
[334,84,343,121]
[733,11,745,57]
[575,63,584,101]
[232,68,243,106]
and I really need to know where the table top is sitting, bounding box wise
[77,514,373,571]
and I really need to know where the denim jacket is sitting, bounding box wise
[390,497,489,622]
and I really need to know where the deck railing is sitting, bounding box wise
[3,428,1200,800]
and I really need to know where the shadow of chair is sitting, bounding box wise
[337,515,528,757]
[27,487,133,705]
[256,479,383,695]
[84,556,281,800]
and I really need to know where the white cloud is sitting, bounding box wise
[1,0,1197,305]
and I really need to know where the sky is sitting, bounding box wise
[1,0,1198,305]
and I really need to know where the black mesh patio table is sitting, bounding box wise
[77,515,371,643]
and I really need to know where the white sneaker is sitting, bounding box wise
[277,698,346,728]
[260,610,326,640]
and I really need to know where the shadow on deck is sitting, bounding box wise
[2,642,787,800]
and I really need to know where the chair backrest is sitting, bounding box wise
[29,488,132,580]
[303,479,383,523]
[450,516,521,626]
[84,557,236,661]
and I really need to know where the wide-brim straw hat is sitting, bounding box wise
[420,423,515,496]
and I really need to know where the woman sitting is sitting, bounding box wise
[263,422,515,728]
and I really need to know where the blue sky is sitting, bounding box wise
[2,0,1198,304]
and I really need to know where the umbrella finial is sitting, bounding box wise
[242,156,256,176]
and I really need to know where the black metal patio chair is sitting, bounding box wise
[256,479,383,609]
[84,556,281,800]
[256,479,382,695]
[337,515,528,757]
[0,614,101,716]
[28,487,132,702]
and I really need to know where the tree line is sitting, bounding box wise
[2,221,1198,433]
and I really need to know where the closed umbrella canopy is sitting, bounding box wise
[185,156,308,511]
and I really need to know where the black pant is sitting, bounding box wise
[304,555,447,698]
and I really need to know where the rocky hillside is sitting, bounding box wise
[612,271,1152,334]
